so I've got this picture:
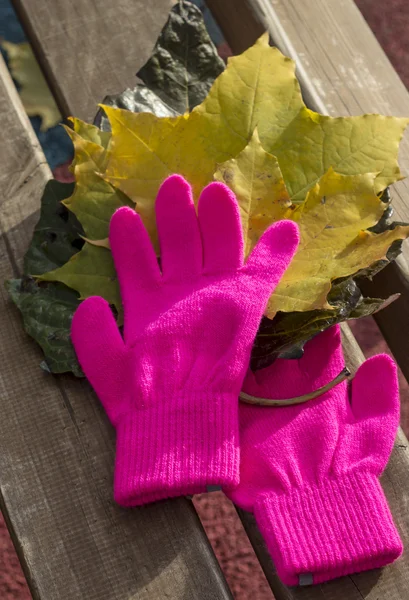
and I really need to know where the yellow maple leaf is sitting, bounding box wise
[100,109,183,243]
[215,134,409,315]
[62,118,130,241]
[214,129,292,255]
[102,33,408,219]
[99,35,303,221]
[69,117,111,149]
[275,170,409,314]
[40,34,409,315]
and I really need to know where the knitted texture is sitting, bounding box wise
[226,326,403,585]
[71,174,299,506]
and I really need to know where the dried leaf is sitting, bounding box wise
[39,242,121,311]
[102,33,408,223]
[62,118,132,241]
[214,129,292,255]
[94,1,223,129]
[24,180,82,275]
[7,278,82,376]
[6,181,83,374]
[270,169,409,313]
[13,11,409,376]
[215,136,409,314]
[251,278,399,369]
[137,0,225,114]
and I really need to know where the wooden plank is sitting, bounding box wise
[358,255,409,381]
[11,0,175,122]
[0,53,233,600]
[238,325,409,599]
[209,0,409,385]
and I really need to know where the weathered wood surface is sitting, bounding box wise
[0,53,233,600]
[11,0,175,122]
[210,0,409,386]
[239,326,409,600]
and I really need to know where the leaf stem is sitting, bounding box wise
[239,367,351,406]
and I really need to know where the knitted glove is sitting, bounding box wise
[226,326,403,585]
[71,174,299,506]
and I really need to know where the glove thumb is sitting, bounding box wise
[341,354,400,474]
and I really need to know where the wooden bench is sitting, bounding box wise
[0,0,408,598]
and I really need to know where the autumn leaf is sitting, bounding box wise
[7,278,82,376]
[12,10,409,375]
[62,118,132,241]
[39,242,121,311]
[46,109,409,316]
[214,129,292,255]
[2,41,61,131]
[23,180,83,275]
[99,108,184,246]
[215,134,409,314]
[94,0,223,130]
[136,0,225,114]
[102,33,408,227]
[6,181,84,375]
[271,169,409,314]
[69,117,111,150]
[251,278,399,369]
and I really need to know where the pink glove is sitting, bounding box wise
[71,174,299,506]
[226,326,403,585]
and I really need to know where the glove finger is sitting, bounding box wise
[244,220,299,295]
[109,206,161,307]
[343,354,400,473]
[350,354,399,423]
[71,296,126,424]
[156,174,202,280]
[198,181,244,273]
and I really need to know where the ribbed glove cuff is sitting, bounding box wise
[113,393,239,506]
[254,471,402,586]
